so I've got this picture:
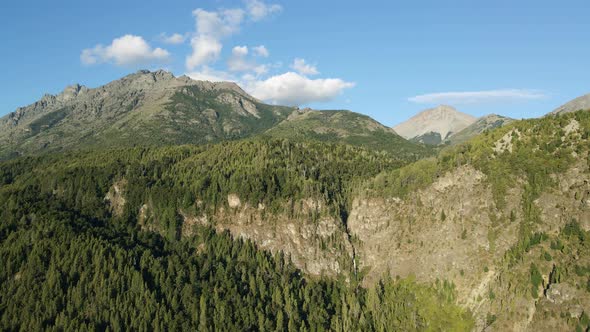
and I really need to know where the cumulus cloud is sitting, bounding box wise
[81,35,170,66]
[245,72,355,105]
[159,33,187,44]
[185,8,247,70]
[186,66,354,106]
[227,46,268,75]
[253,45,269,57]
[186,36,222,70]
[246,0,282,21]
[185,1,281,72]
[192,8,245,39]
[96,1,353,106]
[409,89,546,104]
[291,58,319,76]
[233,46,249,57]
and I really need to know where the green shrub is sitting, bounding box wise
[543,252,553,261]
[530,263,543,298]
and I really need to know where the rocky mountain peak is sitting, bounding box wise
[393,105,476,141]
[115,69,176,87]
[57,84,88,102]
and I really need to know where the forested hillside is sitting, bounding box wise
[263,109,431,159]
[0,140,472,331]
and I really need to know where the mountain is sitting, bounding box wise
[352,109,590,330]
[444,114,515,145]
[0,70,294,159]
[263,108,431,159]
[393,105,477,145]
[0,70,428,161]
[550,92,590,115]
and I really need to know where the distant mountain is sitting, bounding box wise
[393,105,476,145]
[550,92,590,115]
[444,114,515,145]
[0,70,296,159]
[263,108,431,159]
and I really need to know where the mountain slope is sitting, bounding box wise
[0,141,472,330]
[393,105,476,145]
[1,104,590,330]
[351,109,590,330]
[0,70,427,161]
[263,108,431,159]
[444,114,515,145]
[0,70,294,159]
[550,92,590,115]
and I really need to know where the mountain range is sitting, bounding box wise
[1,70,590,331]
[0,70,428,160]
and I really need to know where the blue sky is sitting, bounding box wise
[1,0,589,126]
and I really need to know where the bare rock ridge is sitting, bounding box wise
[1,69,254,129]
[393,105,477,144]
[550,92,590,115]
[0,69,294,159]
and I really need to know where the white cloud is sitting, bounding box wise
[227,45,268,74]
[232,45,249,57]
[409,89,546,104]
[186,35,222,70]
[186,66,238,82]
[159,33,187,44]
[193,8,245,39]
[185,2,281,72]
[246,0,282,21]
[185,8,247,70]
[186,67,354,106]
[253,45,269,57]
[291,58,319,76]
[245,71,355,105]
[81,35,170,66]
[242,73,257,81]
[80,47,102,65]
[180,2,353,106]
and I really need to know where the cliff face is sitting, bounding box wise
[135,192,354,277]
[347,113,590,331]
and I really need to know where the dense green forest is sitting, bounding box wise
[0,139,473,331]
[2,105,589,331]
[262,109,432,159]
[0,139,405,236]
